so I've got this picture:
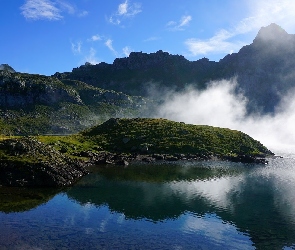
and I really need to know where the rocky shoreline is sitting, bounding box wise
[0,138,88,187]
[84,150,269,166]
[0,137,270,187]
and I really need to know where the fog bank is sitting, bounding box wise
[154,79,295,155]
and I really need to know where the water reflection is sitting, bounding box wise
[66,160,295,249]
[1,159,295,249]
[0,187,60,213]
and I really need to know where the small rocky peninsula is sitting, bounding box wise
[0,137,88,187]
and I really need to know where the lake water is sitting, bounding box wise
[1,157,295,250]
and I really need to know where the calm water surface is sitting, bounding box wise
[1,157,295,249]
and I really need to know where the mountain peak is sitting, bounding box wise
[0,64,15,73]
[254,23,289,43]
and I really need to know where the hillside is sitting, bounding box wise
[55,23,295,114]
[0,71,150,135]
[80,118,273,158]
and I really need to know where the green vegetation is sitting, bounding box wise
[80,118,272,157]
[0,118,273,165]
[0,71,150,135]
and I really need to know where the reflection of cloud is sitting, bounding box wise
[260,158,295,227]
[182,214,253,249]
[168,175,244,210]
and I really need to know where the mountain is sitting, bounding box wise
[1,23,294,135]
[0,64,15,73]
[219,23,295,113]
[54,23,295,114]
[54,50,217,96]
[0,71,150,135]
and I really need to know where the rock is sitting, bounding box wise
[0,138,88,187]
[153,154,165,160]
[122,137,130,144]
[224,154,268,164]
[116,160,129,166]
[165,155,178,161]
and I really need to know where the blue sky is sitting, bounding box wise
[1,0,295,75]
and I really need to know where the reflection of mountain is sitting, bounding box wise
[67,161,295,250]
[0,187,60,213]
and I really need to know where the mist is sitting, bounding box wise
[153,79,295,156]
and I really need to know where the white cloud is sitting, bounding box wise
[71,41,82,55]
[118,1,128,15]
[144,36,160,42]
[109,0,142,25]
[167,15,192,31]
[154,79,295,155]
[122,46,132,57]
[185,30,244,56]
[185,0,295,57]
[84,48,100,65]
[105,39,118,56]
[89,35,102,42]
[78,10,88,17]
[57,0,75,14]
[20,0,63,20]
[21,0,87,20]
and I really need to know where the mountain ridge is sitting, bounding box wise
[54,23,295,114]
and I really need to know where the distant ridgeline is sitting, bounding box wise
[54,23,295,114]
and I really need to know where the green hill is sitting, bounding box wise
[81,118,273,158]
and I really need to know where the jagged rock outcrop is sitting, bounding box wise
[0,64,15,73]
[0,137,88,187]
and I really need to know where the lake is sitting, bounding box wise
[1,157,295,249]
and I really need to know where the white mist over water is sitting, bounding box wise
[155,79,295,156]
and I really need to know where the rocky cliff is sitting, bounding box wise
[55,23,295,114]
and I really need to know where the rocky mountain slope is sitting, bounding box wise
[0,70,150,135]
[55,23,295,114]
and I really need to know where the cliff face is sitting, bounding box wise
[55,23,295,114]
[54,50,219,96]
[219,23,295,113]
